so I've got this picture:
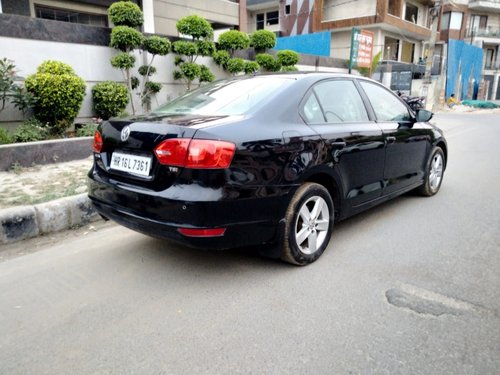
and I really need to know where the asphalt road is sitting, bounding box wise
[1,113,499,374]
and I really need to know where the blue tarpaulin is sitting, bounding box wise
[446,40,483,100]
[274,32,331,57]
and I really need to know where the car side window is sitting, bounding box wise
[302,92,325,123]
[359,81,412,122]
[313,80,369,123]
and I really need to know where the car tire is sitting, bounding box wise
[281,183,334,265]
[418,146,445,197]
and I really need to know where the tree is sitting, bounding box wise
[250,30,276,53]
[108,1,170,114]
[217,30,250,57]
[173,15,216,91]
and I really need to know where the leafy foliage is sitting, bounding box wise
[173,41,198,57]
[180,63,201,82]
[76,122,99,137]
[256,53,282,72]
[357,51,382,77]
[110,53,136,70]
[143,35,170,56]
[144,81,162,94]
[138,65,156,76]
[108,0,143,27]
[218,30,250,54]
[277,50,299,67]
[250,30,276,51]
[25,61,86,135]
[199,65,215,83]
[226,58,245,75]
[92,81,129,120]
[1,58,34,116]
[244,61,260,75]
[176,15,213,40]
[13,118,48,142]
[0,127,12,144]
[196,40,216,57]
[212,50,230,68]
[110,26,144,51]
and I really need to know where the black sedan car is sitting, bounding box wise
[88,73,447,265]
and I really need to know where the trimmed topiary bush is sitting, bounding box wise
[92,81,129,120]
[25,60,86,135]
[199,65,215,83]
[108,1,143,27]
[244,61,260,74]
[110,26,144,52]
[212,50,230,68]
[176,15,213,40]
[250,30,276,52]
[256,53,282,72]
[143,35,171,56]
[277,50,299,67]
[218,30,250,55]
[226,58,245,75]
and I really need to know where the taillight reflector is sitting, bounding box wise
[93,131,103,153]
[178,227,226,237]
[154,139,235,169]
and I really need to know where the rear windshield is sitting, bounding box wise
[152,77,294,116]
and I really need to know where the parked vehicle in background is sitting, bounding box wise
[88,73,447,265]
[397,90,426,112]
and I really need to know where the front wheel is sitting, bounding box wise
[281,183,334,265]
[418,146,445,196]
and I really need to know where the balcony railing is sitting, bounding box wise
[467,27,500,38]
[468,0,500,12]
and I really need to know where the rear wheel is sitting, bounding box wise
[281,183,334,265]
[418,146,445,196]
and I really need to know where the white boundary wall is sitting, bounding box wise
[0,36,228,124]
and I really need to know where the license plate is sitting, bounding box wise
[110,152,152,177]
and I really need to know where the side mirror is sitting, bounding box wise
[416,109,433,122]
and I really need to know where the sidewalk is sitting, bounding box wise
[0,157,100,245]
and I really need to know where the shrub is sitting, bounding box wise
[176,15,213,40]
[180,63,201,81]
[250,30,276,51]
[256,53,282,72]
[212,50,230,68]
[144,81,161,94]
[277,50,299,67]
[244,61,260,74]
[0,127,12,144]
[25,61,86,135]
[199,65,215,83]
[281,65,299,72]
[196,40,216,57]
[92,81,129,120]
[13,118,48,142]
[143,35,170,56]
[1,58,35,116]
[226,58,245,75]
[110,26,144,51]
[111,53,136,70]
[108,1,143,27]
[218,30,250,54]
[138,65,157,76]
[76,123,98,137]
[173,41,198,57]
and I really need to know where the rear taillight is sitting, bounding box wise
[154,139,235,169]
[178,227,226,237]
[93,131,103,153]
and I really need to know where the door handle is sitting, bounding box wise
[330,141,346,149]
[386,136,396,144]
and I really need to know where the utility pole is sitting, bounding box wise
[422,0,441,110]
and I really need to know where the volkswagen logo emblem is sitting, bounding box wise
[120,126,131,142]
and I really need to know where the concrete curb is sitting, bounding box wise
[0,194,100,245]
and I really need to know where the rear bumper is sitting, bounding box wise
[88,171,294,249]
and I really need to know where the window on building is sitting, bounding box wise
[470,15,487,35]
[256,13,264,30]
[34,5,108,27]
[405,3,418,23]
[485,48,495,69]
[285,5,291,15]
[441,12,463,30]
[384,37,399,61]
[266,11,279,25]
